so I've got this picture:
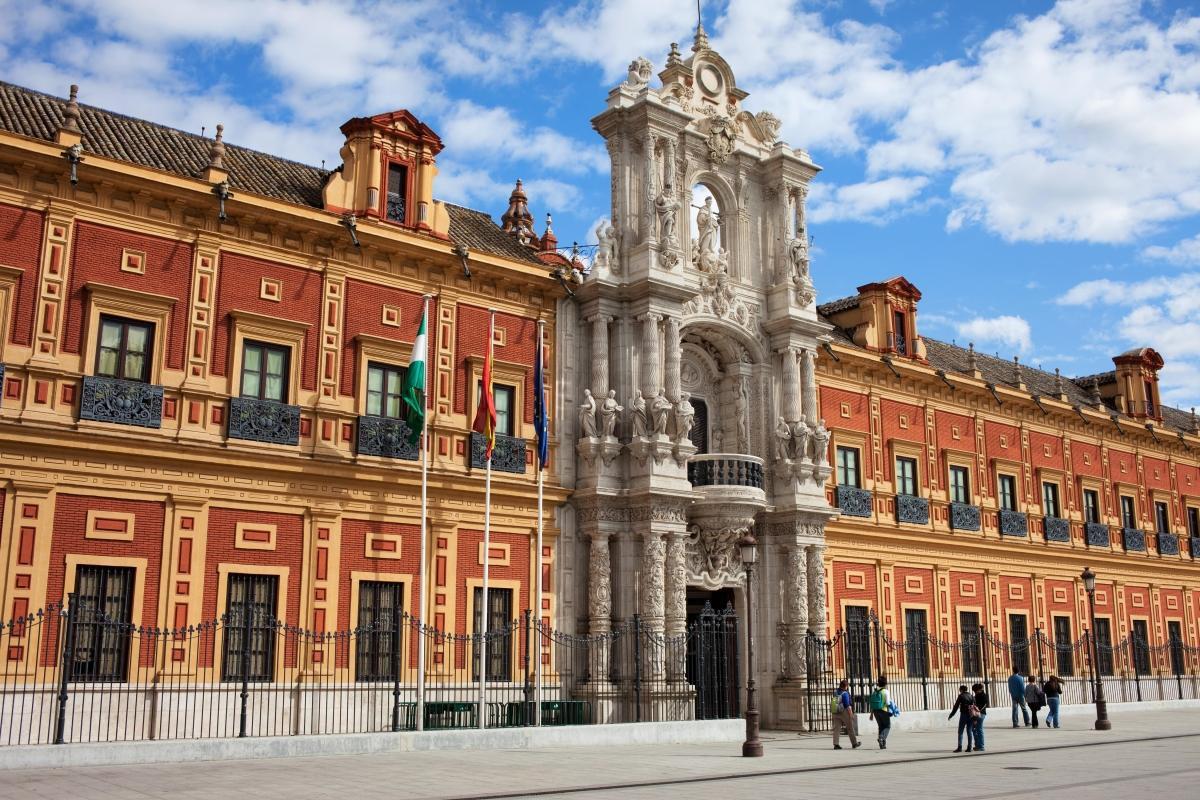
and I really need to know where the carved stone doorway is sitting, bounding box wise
[686,587,735,622]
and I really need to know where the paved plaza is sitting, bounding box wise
[1,708,1198,799]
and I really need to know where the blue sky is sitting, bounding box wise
[2,0,1199,407]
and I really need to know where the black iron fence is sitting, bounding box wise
[806,612,1200,729]
[0,598,739,746]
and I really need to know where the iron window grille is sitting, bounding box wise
[1009,614,1030,675]
[1131,619,1151,674]
[472,587,512,682]
[95,315,153,382]
[241,341,290,403]
[366,362,407,419]
[386,163,408,224]
[1094,618,1114,676]
[1053,615,1074,677]
[892,310,907,355]
[222,574,279,683]
[1168,621,1185,675]
[904,609,929,678]
[355,581,404,682]
[959,611,982,676]
[69,566,135,683]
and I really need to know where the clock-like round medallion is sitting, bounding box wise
[697,64,723,97]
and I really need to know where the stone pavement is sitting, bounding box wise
[1,708,1198,800]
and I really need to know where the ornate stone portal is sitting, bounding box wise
[563,21,836,729]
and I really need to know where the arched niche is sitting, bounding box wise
[687,174,737,276]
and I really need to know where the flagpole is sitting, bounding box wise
[534,319,545,727]
[478,309,495,730]
[416,293,432,733]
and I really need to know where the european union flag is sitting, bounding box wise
[534,332,549,470]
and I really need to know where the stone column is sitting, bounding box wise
[806,543,826,637]
[640,313,662,400]
[781,348,801,422]
[784,544,809,679]
[664,531,688,680]
[800,348,818,423]
[640,530,667,679]
[663,315,681,402]
[587,532,613,681]
[644,134,658,245]
[589,315,611,398]
[663,136,677,189]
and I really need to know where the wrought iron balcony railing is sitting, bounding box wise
[1157,532,1180,556]
[1122,527,1146,552]
[470,432,527,474]
[1085,522,1111,547]
[228,397,301,446]
[836,485,873,518]
[896,494,929,525]
[999,509,1028,537]
[79,375,163,428]
[1190,537,1200,560]
[950,502,980,531]
[1044,515,1070,543]
[356,415,419,460]
[687,454,764,490]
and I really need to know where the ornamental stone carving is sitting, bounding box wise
[576,503,629,525]
[684,524,746,589]
[629,389,648,437]
[674,391,695,443]
[651,389,672,436]
[578,389,598,439]
[705,113,737,166]
[595,221,620,274]
[625,57,653,89]
[753,110,781,144]
[774,416,792,462]
[641,533,667,623]
[630,502,690,524]
[599,389,623,438]
[588,535,613,620]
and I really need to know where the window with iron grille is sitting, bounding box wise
[386,163,408,224]
[836,446,860,488]
[222,574,279,682]
[1009,614,1030,675]
[477,382,516,437]
[1083,489,1100,524]
[904,608,929,678]
[845,606,872,685]
[1155,501,1170,534]
[366,363,406,419]
[1131,619,1151,674]
[1094,618,1114,676]
[895,456,917,497]
[1053,615,1074,676]
[356,581,404,682]
[241,341,290,403]
[1168,621,1185,675]
[95,316,153,382]
[1189,507,1200,538]
[1120,495,1136,529]
[70,566,135,682]
[472,587,512,682]
[998,474,1017,511]
[892,310,907,355]
[1042,482,1060,518]
[959,611,982,676]
[950,465,970,504]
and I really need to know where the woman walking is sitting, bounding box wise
[971,682,989,752]
[869,676,892,749]
[1024,674,1046,728]
[1044,675,1063,729]
[948,684,976,752]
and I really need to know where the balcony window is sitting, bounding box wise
[1042,482,1061,518]
[241,341,290,403]
[96,316,153,382]
[366,362,406,419]
[1155,501,1170,534]
[386,163,408,224]
[1121,495,1137,530]
[1189,508,1199,538]
[836,446,861,488]
[1144,379,1155,417]
[998,474,1017,511]
[1084,489,1100,524]
[895,456,917,497]
[892,310,907,355]
[949,465,970,504]
[478,381,516,437]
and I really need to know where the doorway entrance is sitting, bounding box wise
[685,587,739,720]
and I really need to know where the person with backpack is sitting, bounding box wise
[1044,675,1063,728]
[1008,669,1030,727]
[948,684,976,752]
[869,676,892,749]
[970,682,989,752]
[831,679,861,750]
[1025,674,1046,728]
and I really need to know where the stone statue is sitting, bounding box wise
[629,389,648,437]
[735,381,748,449]
[596,221,620,273]
[651,389,672,436]
[791,415,811,462]
[774,416,792,461]
[625,57,653,89]
[788,236,808,281]
[599,389,623,438]
[674,391,695,443]
[812,419,831,465]
[578,389,598,439]
[655,187,679,245]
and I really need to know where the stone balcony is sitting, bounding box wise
[79,375,163,428]
[687,454,767,528]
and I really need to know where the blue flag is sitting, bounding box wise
[533,330,549,470]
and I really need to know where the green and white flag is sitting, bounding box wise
[402,305,428,445]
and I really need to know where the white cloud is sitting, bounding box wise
[1055,274,1200,306]
[955,315,1033,353]
[1143,233,1200,266]
[439,101,606,175]
[808,176,928,223]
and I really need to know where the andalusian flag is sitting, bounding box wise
[472,313,497,460]
[402,304,428,445]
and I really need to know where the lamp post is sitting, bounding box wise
[740,531,763,757]
[1081,567,1112,731]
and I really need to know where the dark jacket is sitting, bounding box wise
[1044,679,1062,698]
[973,690,989,714]
[948,690,974,719]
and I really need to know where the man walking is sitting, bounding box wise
[832,679,862,750]
[1008,669,1030,728]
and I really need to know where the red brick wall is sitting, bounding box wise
[819,387,869,433]
[453,305,537,423]
[0,201,42,346]
[1071,440,1102,478]
[879,398,923,444]
[1143,456,1171,491]
[1108,448,1136,484]
[338,519,422,668]
[211,253,322,391]
[340,280,430,396]
[934,409,975,454]
[63,222,193,369]
[454,528,530,633]
[831,560,876,631]
[1028,431,1063,470]
[893,566,934,620]
[1176,463,1200,498]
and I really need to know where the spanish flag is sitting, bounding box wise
[472,312,497,460]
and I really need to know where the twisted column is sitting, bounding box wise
[781,348,801,422]
[785,545,809,679]
[664,315,681,402]
[641,531,667,680]
[640,313,662,400]
[806,543,826,638]
[800,348,818,423]
[589,315,611,398]
[644,134,658,245]
[665,531,688,681]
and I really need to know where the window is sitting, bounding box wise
[356,581,404,682]
[1131,619,1151,674]
[1094,618,1114,676]
[1120,495,1137,529]
[385,163,408,224]
[895,456,918,497]
[998,474,1017,512]
[478,382,516,438]
[1144,379,1155,417]
[222,574,279,682]
[904,609,929,677]
[1084,489,1100,524]
[366,363,406,419]
[836,446,861,488]
[70,566,134,682]
[845,606,871,686]
[1042,482,1061,518]
[1155,501,1170,534]
[959,611,982,676]
[1189,507,1200,538]
[95,315,153,382]
[472,587,513,682]
[1168,620,1185,675]
[892,310,907,355]
[1053,616,1074,677]
[1009,614,1030,675]
[241,341,290,403]
[949,465,970,504]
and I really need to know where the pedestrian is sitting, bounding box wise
[971,682,989,752]
[831,679,861,750]
[1044,675,1063,729]
[1025,674,1045,728]
[1007,669,1030,728]
[948,684,976,752]
[869,676,892,749]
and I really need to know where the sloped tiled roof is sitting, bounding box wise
[0,80,539,265]
[816,295,860,316]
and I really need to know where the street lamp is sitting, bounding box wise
[1081,567,1112,731]
[740,530,763,757]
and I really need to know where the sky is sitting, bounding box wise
[2,0,1199,408]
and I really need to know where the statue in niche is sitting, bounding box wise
[655,186,680,246]
[791,415,811,462]
[788,236,809,282]
[599,389,623,438]
[629,389,648,438]
[651,389,672,436]
[578,389,598,439]
[735,382,748,449]
[674,392,695,444]
[812,419,831,465]
[774,417,792,462]
[596,221,620,273]
[691,195,722,272]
